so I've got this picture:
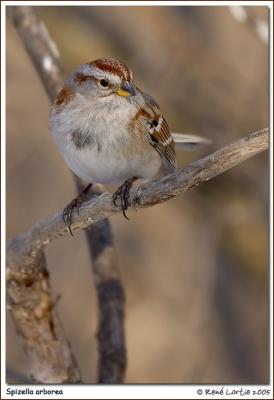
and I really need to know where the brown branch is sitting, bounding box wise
[7,246,81,383]
[10,5,126,383]
[87,220,126,383]
[12,6,63,99]
[7,128,268,258]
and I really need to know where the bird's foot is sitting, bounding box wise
[113,177,137,220]
[112,176,138,220]
[63,183,92,236]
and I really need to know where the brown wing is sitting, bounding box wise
[139,92,176,173]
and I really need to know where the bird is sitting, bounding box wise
[49,58,207,234]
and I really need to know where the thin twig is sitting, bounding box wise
[11,5,126,383]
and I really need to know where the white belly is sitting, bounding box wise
[62,141,162,185]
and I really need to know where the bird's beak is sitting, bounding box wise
[117,81,137,97]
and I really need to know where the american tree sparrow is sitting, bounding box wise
[49,58,207,234]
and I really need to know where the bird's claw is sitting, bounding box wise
[63,198,80,236]
[113,177,137,220]
[63,184,92,236]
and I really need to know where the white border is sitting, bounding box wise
[1,1,273,399]
[1,0,7,396]
[2,1,274,6]
[269,0,273,393]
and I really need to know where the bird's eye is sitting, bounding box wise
[100,78,109,88]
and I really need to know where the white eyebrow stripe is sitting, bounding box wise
[103,71,122,84]
[87,65,122,85]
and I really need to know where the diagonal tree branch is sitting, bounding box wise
[10,5,126,383]
[7,128,268,261]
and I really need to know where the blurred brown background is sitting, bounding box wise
[7,5,269,384]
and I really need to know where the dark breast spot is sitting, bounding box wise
[71,130,95,150]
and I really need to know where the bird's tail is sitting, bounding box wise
[172,133,211,149]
